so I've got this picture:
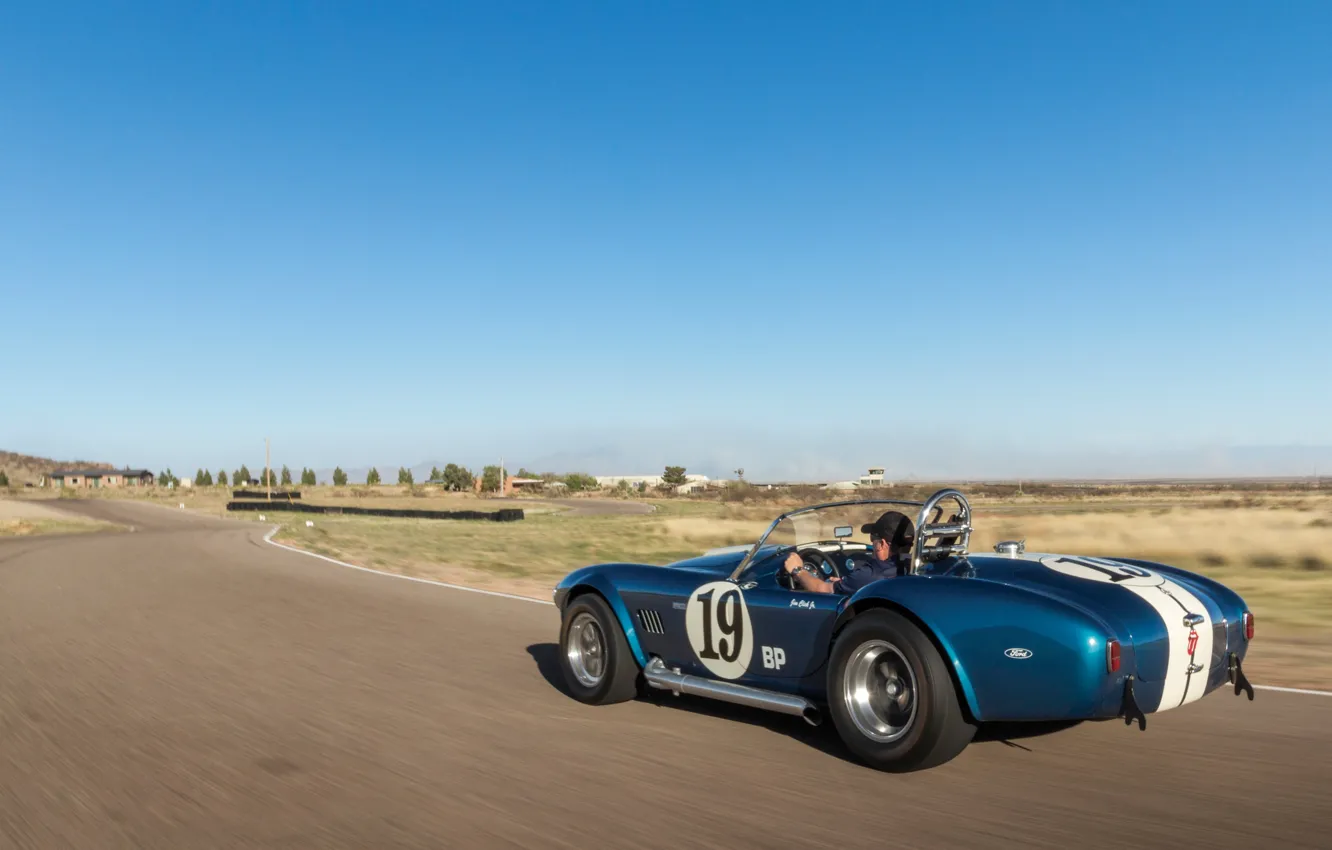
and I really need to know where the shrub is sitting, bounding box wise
[1249,554,1284,569]
[563,472,598,492]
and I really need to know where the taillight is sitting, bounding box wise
[1244,612,1254,641]
[1107,640,1121,673]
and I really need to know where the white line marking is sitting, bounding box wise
[1253,684,1332,697]
[259,526,1332,696]
[262,526,553,606]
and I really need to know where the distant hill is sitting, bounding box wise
[0,451,115,486]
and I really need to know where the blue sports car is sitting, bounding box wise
[553,489,1256,772]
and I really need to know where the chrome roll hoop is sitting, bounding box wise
[911,489,973,574]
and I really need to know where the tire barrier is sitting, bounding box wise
[227,501,524,522]
[233,490,301,499]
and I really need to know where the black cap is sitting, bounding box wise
[861,511,915,549]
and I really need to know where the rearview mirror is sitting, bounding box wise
[833,526,853,538]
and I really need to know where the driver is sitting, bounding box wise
[782,510,915,595]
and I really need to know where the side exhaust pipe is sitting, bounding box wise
[643,658,823,726]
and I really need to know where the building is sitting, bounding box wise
[471,474,556,496]
[47,468,155,489]
[826,467,890,491]
[595,474,664,488]
[674,479,712,494]
[860,467,887,487]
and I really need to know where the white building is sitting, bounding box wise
[859,467,887,487]
[596,473,709,489]
[827,467,889,490]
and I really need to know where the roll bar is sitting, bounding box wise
[910,488,973,574]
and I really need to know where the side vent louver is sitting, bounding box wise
[637,609,665,635]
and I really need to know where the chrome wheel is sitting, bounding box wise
[842,639,917,743]
[566,612,607,688]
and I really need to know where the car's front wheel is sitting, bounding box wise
[558,593,640,704]
[828,609,976,772]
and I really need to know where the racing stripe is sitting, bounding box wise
[1116,577,1214,712]
[1159,579,1214,708]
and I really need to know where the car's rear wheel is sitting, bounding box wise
[828,609,975,771]
[559,593,640,704]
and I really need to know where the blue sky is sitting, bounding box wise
[2,2,1329,480]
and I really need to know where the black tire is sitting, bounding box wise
[558,593,641,705]
[827,609,976,772]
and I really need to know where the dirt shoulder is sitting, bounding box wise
[0,499,123,537]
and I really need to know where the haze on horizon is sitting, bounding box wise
[2,3,1329,482]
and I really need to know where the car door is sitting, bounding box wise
[733,561,845,680]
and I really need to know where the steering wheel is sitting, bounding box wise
[773,546,846,589]
[801,548,843,581]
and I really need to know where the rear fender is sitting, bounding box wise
[839,577,1127,722]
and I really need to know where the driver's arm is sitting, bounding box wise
[783,552,837,594]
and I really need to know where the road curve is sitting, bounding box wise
[1,503,1328,849]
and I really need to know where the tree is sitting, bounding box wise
[366,467,381,485]
[0,471,9,487]
[262,467,279,488]
[480,465,505,493]
[237,464,252,485]
[332,466,348,486]
[563,472,599,492]
[202,469,213,486]
[398,466,413,485]
[301,468,316,486]
[194,469,206,487]
[217,469,228,487]
[429,466,441,483]
[442,463,473,491]
[158,469,171,487]
[281,465,292,486]
[662,466,688,486]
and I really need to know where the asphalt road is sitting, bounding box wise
[2,502,1328,849]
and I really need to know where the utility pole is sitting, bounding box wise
[266,437,271,503]
[499,455,504,498]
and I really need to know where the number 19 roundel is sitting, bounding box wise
[685,581,753,679]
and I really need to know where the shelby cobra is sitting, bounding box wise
[553,489,1256,772]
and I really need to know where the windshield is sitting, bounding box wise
[760,501,921,551]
